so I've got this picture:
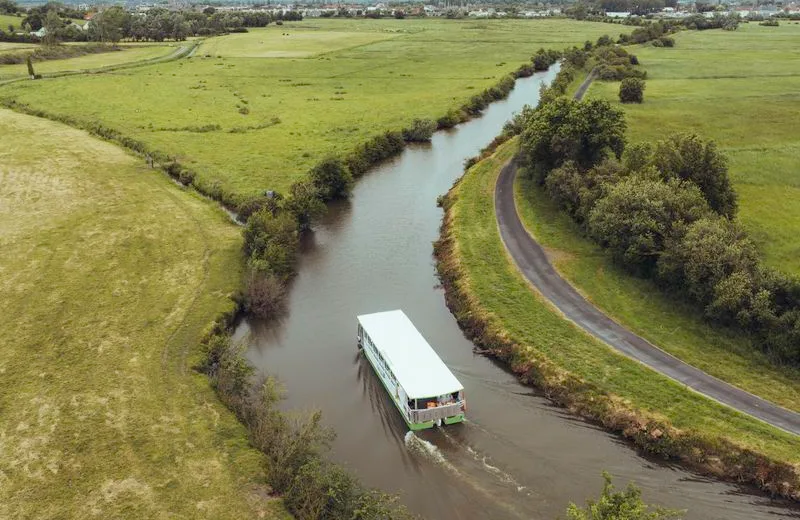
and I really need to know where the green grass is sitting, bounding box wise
[449,137,800,464]
[0,108,289,519]
[514,175,800,412]
[0,19,615,199]
[0,43,178,80]
[0,13,25,30]
[586,23,800,276]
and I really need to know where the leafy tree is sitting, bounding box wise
[619,77,645,103]
[567,472,683,520]
[546,159,625,224]
[657,216,760,304]
[42,9,62,46]
[284,180,326,231]
[520,98,626,183]
[0,0,19,14]
[651,133,737,217]
[588,177,709,270]
[243,210,299,278]
[310,157,353,201]
[91,6,130,44]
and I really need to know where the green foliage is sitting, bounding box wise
[310,157,353,201]
[588,177,709,271]
[402,118,436,142]
[651,133,737,217]
[285,180,326,231]
[520,98,626,182]
[619,77,645,104]
[566,472,684,520]
[658,216,760,306]
[243,209,299,278]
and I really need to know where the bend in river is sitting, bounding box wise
[238,67,799,520]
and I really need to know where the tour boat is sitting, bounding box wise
[357,310,466,430]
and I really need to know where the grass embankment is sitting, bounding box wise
[0,42,178,80]
[0,19,613,199]
[0,109,289,518]
[586,23,800,276]
[436,137,800,499]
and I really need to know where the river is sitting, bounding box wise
[238,67,799,520]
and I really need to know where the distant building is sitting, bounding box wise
[606,11,631,17]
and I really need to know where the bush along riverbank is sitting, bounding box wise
[434,138,800,502]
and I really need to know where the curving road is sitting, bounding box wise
[494,158,800,436]
[494,68,800,436]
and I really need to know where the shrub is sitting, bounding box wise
[243,209,299,278]
[651,133,737,217]
[244,271,286,319]
[588,177,709,271]
[657,216,760,305]
[402,118,436,142]
[659,36,675,47]
[520,98,626,182]
[567,472,683,520]
[619,77,645,104]
[284,180,326,231]
[309,157,353,201]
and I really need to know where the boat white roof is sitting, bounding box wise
[357,310,463,399]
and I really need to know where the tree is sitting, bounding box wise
[657,216,760,303]
[309,157,353,201]
[91,6,130,44]
[243,210,299,278]
[588,177,709,271]
[567,472,683,520]
[619,77,645,104]
[42,9,62,46]
[0,0,19,14]
[519,98,626,183]
[284,180,326,231]
[651,133,737,217]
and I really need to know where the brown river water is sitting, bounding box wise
[237,67,800,520]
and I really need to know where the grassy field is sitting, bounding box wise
[0,43,179,80]
[0,13,25,30]
[0,108,288,519]
[586,23,800,276]
[0,19,614,199]
[446,137,800,465]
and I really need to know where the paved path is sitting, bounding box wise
[494,159,800,436]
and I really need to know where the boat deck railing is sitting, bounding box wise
[410,401,464,424]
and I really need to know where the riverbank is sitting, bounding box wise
[435,137,800,500]
[0,109,290,518]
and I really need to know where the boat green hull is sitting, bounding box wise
[361,345,464,430]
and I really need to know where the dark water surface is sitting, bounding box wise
[239,68,799,520]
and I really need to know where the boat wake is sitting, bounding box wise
[404,431,531,519]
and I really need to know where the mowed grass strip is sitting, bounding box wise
[0,109,288,519]
[585,23,800,276]
[448,137,800,464]
[0,19,614,198]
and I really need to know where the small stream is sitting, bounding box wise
[237,67,799,520]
